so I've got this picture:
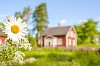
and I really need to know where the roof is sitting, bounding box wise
[42,26,71,36]
[0,28,5,37]
[0,33,5,37]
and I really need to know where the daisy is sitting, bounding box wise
[3,16,28,42]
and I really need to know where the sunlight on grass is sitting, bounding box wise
[21,47,100,66]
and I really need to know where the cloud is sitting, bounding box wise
[59,19,67,24]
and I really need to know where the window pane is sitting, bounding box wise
[71,31,73,37]
[58,38,62,45]
[69,39,71,45]
[73,40,75,46]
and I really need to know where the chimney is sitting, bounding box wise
[57,23,61,27]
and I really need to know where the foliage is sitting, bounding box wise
[18,48,100,66]
[95,32,100,44]
[0,16,32,65]
[78,43,100,47]
[74,19,98,44]
[32,3,48,34]
[31,3,49,45]
[15,6,31,22]
[15,7,36,46]
[0,22,4,33]
[28,33,36,46]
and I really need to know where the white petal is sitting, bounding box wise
[17,17,22,22]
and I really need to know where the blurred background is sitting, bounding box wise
[0,0,100,46]
[0,0,100,66]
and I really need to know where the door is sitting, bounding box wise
[46,38,53,47]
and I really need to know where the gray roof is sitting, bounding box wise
[0,33,5,37]
[0,28,5,37]
[42,26,71,36]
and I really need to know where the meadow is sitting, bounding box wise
[20,47,100,66]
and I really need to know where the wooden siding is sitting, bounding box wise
[67,27,77,46]
[42,27,77,47]
[0,36,5,43]
[56,35,66,47]
[43,35,66,47]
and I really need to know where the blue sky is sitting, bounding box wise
[0,0,100,29]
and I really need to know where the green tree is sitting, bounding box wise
[15,6,35,46]
[32,3,49,45]
[0,22,4,33]
[15,6,31,23]
[28,33,36,46]
[75,19,98,44]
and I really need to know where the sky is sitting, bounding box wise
[0,0,100,29]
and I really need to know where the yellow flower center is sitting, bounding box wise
[11,25,20,34]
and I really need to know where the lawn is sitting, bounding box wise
[78,44,100,47]
[19,47,100,66]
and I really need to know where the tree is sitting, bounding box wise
[0,22,4,33]
[32,3,49,45]
[75,19,98,44]
[15,6,31,23]
[15,6,33,45]
[28,33,36,46]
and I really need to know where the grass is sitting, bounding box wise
[78,43,100,47]
[18,47,100,66]
[22,48,74,66]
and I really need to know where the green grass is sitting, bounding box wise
[78,43,100,47]
[22,48,74,66]
[18,47,100,66]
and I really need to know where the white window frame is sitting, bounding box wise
[45,38,53,47]
[69,39,71,45]
[73,39,76,46]
[58,38,62,45]
[71,31,73,38]
[49,38,53,45]
[74,33,76,38]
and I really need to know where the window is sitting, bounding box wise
[67,32,70,36]
[69,39,71,45]
[49,38,53,44]
[71,31,73,37]
[58,38,62,45]
[45,38,53,47]
[45,39,48,46]
[73,40,76,46]
[74,33,76,38]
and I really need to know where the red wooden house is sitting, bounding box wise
[0,28,5,44]
[0,33,5,44]
[41,26,77,47]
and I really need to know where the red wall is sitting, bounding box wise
[42,35,66,47]
[67,27,76,46]
[42,27,77,47]
[0,36,5,43]
[56,35,66,47]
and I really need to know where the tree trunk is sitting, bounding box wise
[36,33,38,46]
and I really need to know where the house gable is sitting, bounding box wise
[0,33,6,43]
[66,26,77,47]
[41,26,77,47]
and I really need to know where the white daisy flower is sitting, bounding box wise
[3,16,28,42]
